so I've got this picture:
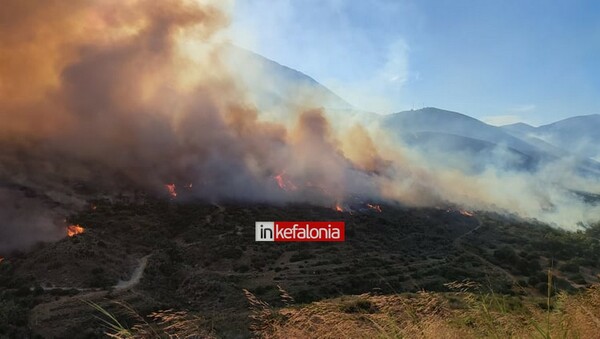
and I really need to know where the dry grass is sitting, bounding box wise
[88,300,215,339]
[558,284,600,338]
[247,279,600,339]
[247,291,468,339]
[89,280,600,338]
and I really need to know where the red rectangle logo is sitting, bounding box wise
[255,221,345,242]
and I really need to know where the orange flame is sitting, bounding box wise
[274,172,297,191]
[334,203,343,212]
[67,224,85,237]
[459,210,474,217]
[165,183,177,198]
[367,204,382,212]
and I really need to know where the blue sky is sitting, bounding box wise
[230,0,600,126]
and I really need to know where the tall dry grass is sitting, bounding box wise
[246,278,600,339]
[89,279,600,338]
[87,300,216,338]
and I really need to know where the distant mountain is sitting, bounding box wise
[400,131,538,172]
[501,114,600,161]
[380,108,552,169]
[502,122,537,134]
[380,108,600,174]
[225,46,352,113]
[534,115,600,160]
[382,107,539,154]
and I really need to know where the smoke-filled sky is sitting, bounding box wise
[231,0,600,126]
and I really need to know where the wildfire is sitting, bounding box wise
[67,224,85,237]
[165,183,177,198]
[334,203,344,212]
[367,204,382,212]
[459,210,474,217]
[274,172,297,191]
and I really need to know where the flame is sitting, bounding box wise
[367,203,382,212]
[67,224,85,237]
[334,203,343,212]
[459,210,474,217]
[274,172,297,191]
[165,183,177,198]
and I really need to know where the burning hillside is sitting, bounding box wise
[460,210,474,217]
[165,184,178,199]
[0,0,599,254]
[274,172,298,192]
[0,0,385,204]
[66,225,85,237]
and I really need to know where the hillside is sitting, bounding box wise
[225,46,352,113]
[382,108,539,154]
[380,107,600,176]
[506,115,600,160]
[1,198,599,337]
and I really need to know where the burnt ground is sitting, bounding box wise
[1,198,599,338]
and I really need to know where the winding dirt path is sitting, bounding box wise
[40,255,151,292]
[115,254,150,290]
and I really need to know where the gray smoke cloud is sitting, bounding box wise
[0,188,65,253]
